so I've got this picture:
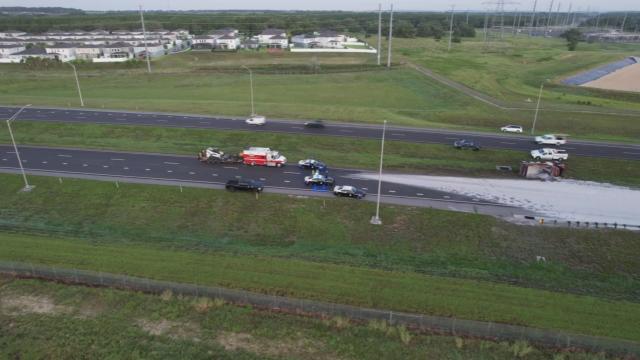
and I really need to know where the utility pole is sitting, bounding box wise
[531,82,544,135]
[529,0,538,36]
[242,66,255,116]
[448,5,456,51]
[620,12,628,32]
[544,0,554,36]
[466,10,470,24]
[6,104,35,192]
[387,4,394,68]
[555,2,562,26]
[67,62,84,107]
[512,10,519,36]
[564,3,572,27]
[139,5,151,73]
[370,120,387,226]
[377,3,382,66]
[483,8,490,45]
[595,12,600,30]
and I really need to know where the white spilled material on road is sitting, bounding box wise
[353,174,640,225]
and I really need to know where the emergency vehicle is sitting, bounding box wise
[241,147,287,167]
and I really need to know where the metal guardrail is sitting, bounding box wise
[518,215,640,231]
[1,261,639,356]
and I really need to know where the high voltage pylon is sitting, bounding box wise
[483,0,519,40]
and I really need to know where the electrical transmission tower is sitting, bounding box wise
[483,0,519,40]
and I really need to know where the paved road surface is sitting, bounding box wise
[1,106,639,161]
[0,145,531,219]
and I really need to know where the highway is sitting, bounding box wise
[0,145,531,219]
[2,106,639,161]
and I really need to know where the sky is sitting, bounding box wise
[5,0,637,12]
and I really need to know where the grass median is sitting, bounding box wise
[1,174,639,303]
[1,121,639,187]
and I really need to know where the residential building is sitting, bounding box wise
[192,35,215,49]
[256,28,288,48]
[0,44,26,58]
[216,35,241,50]
[45,43,77,61]
[10,47,56,62]
[103,42,134,59]
[74,44,104,60]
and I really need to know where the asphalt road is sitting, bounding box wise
[0,145,532,219]
[2,106,639,161]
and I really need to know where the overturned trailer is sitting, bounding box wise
[519,161,566,180]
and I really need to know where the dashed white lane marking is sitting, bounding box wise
[110,158,125,161]
[211,174,218,177]
[1,159,6,161]
[145,168,151,171]
[564,147,577,150]
[103,165,109,168]
[42,161,47,164]
[57,154,72,158]
[292,126,304,129]
[164,162,180,165]
[500,142,516,145]
[223,166,239,170]
[443,195,451,199]
[362,187,368,190]
[339,129,353,133]
[116,118,127,121]
[157,119,168,122]
[388,190,397,193]
[22,160,27,163]
[62,162,68,165]
[123,167,129,170]
[417,193,425,196]
[82,164,88,167]
[259,178,266,181]
[6,151,15,154]
[284,171,301,175]
[623,152,640,156]
[199,122,209,124]
[189,171,196,175]
[284,180,291,183]
[472,198,480,202]
[446,137,458,140]
[391,133,406,136]
[167,170,173,173]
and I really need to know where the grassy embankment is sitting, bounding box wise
[0,278,608,359]
[0,42,639,142]
[1,174,639,341]
[1,121,639,187]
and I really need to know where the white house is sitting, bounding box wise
[102,42,134,59]
[45,43,77,61]
[257,28,288,48]
[75,44,104,60]
[292,30,347,49]
[133,42,165,57]
[10,47,56,62]
[192,35,215,49]
[216,35,241,50]
[0,30,26,38]
[0,44,26,57]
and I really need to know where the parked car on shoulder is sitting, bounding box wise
[225,178,264,192]
[333,185,366,199]
[530,148,569,161]
[298,159,327,171]
[304,172,335,186]
[304,120,325,129]
[500,125,523,133]
[245,115,266,126]
[535,134,567,146]
[454,139,481,151]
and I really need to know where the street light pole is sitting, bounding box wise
[67,62,84,107]
[377,3,382,66]
[448,5,456,52]
[531,82,544,135]
[6,104,34,192]
[242,66,255,116]
[370,120,387,225]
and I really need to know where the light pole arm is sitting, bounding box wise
[6,104,33,191]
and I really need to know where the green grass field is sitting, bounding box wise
[2,173,638,302]
[0,278,608,359]
[2,121,639,186]
[1,39,639,142]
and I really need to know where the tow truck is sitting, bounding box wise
[197,147,243,164]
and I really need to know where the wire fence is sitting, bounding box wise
[1,261,639,357]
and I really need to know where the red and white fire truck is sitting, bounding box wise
[241,147,287,167]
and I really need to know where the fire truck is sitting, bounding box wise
[241,147,287,167]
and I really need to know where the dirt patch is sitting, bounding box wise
[582,62,640,93]
[0,294,71,316]
[216,331,339,360]
[136,319,201,342]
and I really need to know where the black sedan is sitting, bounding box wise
[225,179,264,192]
[298,159,327,171]
[453,139,480,151]
[304,120,325,129]
[333,185,366,199]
